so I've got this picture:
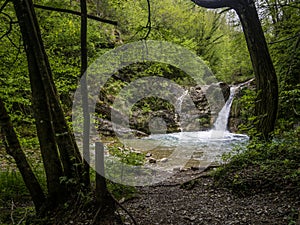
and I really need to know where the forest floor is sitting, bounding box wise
[119,169,300,225]
[0,167,299,225]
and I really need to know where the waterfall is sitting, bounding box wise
[140,83,249,173]
[176,90,189,132]
[213,86,237,131]
[176,90,188,113]
[212,79,254,132]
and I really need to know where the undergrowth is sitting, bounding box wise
[213,127,300,197]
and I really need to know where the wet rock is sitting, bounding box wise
[96,118,148,137]
[148,158,156,163]
[173,167,181,171]
[191,166,200,171]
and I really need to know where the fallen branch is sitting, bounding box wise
[10,199,15,225]
[17,208,28,225]
[115,197,138,225]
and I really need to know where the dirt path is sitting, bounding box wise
[120,170,300,225]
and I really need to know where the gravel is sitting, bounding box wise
[120,172,300,225]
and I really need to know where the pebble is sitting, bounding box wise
[160,158,168,163]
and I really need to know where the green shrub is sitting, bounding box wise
[213,127,300,196]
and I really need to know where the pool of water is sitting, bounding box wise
[120,130,249,170]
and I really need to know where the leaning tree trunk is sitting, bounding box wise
[192,0,278,139]
[234,1,278,139]
[13,0,84,184]
[12,0,66,206]
[0,98,45,211]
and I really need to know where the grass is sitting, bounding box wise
[0,169,36,225]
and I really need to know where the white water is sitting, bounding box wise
[176,90,189,112]
[176,90,189,132]
[213,86,237,132]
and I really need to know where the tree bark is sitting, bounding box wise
[233,1,278,139]
[0,98,45,211]
[13,0,83,183]
[191,0,278,139]
[12,0,66,205]
[80,0,91,188]
[93,142,117,225]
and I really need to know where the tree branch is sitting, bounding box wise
[219,7,232,14]
[269,33,299,44]
[142,0,151,39]
[33,4,117,25]
[191,0,235,9]
[0,12,12,41]
[0,0,9,15]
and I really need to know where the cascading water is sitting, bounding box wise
[176,90,189,113]
[213,86,237,132]
[176,90,189,132]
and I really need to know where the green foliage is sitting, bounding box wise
[213,127,300,196]
[108,145,145,166]
[107,181,137,201]
[0,169,29,201]
[102,0,252,83]
[0,0,254,144]
[232,87,257,136]
[260,0,300,127]
[0,168,43,224]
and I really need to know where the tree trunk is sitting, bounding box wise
[13,0,83,184]
[191,0,278,139]
[0,98,45,211]
[93,142,117,225]
[234,1,278,139]
[80,0,91,188]
[12,0,66,205]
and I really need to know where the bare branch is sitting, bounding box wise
[278,3,300,10]
[0,0,9,15]
[0,12,13,41]
[33,4,117,25]
[10,200,15,225]
[219,7,232,14]
[269,33,299,44]
[191,0,235,9]
[17,208,28,225]
[142,0,151,40]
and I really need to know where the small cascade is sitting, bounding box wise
[213,86,237,131]
[176,90,189,132]
[176,90,188,113]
